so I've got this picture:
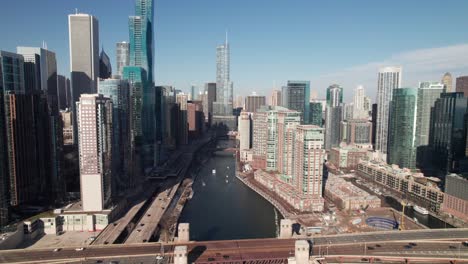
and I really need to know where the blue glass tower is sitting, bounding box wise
[286,81,310,124]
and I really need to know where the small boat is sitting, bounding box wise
[225,179,229,183]
[227,166,230,169]
[226,175,228,178]
[212,169,216,174]
[202,181,206,187]
[414,205,429,215]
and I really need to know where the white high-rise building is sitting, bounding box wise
[353,85,369,119]
[238,112,251,150]
[375,66,402,154]
[77,94,113,212]
[69,13,100,144]
[116,41,129,77]
[214,33,232,115]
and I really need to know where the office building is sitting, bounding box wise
[60,110,73,145]
[98,78,131,194]
[68,14,100,144]
[371,103,377,149]
[442,72,453,93]
[456,76,468,96]
[123,66,146,140]
[213,34,232,116]
[309,102,323,127]
[204,82,216,120]
[252,110,268,166]
[77,94,113,212]
[284,81,310,123]
[238,111,251,150]
[116,41,130,77]
[57,75,71,110]
[442,174,468,221]
[353,85,369,119]
[429,92,467,173]
[270,90,281,107]
[388,88,418,169]
[99,48,112,79]
[187,101,204,139]
[329,146,368,171]
[375,66,402,154]
[416,82,444,146]
[245,94,266,112]
[343,102,354,121]
[342,119,372,146]
[325,84,343,149]
[0,51,25,93]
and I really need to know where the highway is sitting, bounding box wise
[1,229,468,263]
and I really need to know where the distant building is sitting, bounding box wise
[342,119,372,146]
[416,82,445,146]
[77,94,113,212]
[329,146,368,170]
[60,110,74,145]
[238,111,251,150]
[442,173,468,221]
[245,95,266,112]
[99,48,112,79]
[270,90,281,107]
[309,102,323,127]
[176,93,189,145]
[116,41,130,77]
[442,72,453,92]
[456,76,468,97]
[0,51,25,93]
[187,101,204,139]
[284,81,310,123]
[371,103,377,149]
[375,66,401,154]
[388,88,418,169]
[213,35,232,116]
[325,84,343,149]
[277,110,301,183]
[69,13,100,144]
[353,85,369,119]
[252,110,268,169]
[204,83,216,122]
[429,92,467,173]
[325,175,380,210]
[57,75,71,110]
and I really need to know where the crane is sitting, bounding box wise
[399,200,407,231]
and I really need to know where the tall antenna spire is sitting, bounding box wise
[225,29,228,46]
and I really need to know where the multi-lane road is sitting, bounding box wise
[1,229,468,263]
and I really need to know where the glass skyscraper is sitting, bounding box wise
[285,81,310,124]
[214,35,232,116]
[388,88,418,169]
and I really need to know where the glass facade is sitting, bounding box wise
[285,81,310,124]
[309,102,323,127]
[388,88,418,169]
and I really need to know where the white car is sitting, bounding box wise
[53,248,61,252]
[75,247,85,251]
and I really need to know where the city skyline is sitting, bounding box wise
[2,1,468,100]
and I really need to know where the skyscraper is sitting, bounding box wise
[214,34,232,116]
[325,84,343,149]
[375,66,402,154]
[270,90,281,107]
[57,75,71,110]
[245,95,266,112]
[238,111,251,150]
[68,13,100,144]
[123,66,146,141]
[204,82,216,124]
[77,94,113,212]
[309,102,323,127]
[353,85,369,119]
[99,48,112,79]
[415,82,444,146]
[284,81,310,123]
[429,92,467,173]
[98,78,131,194]
[388,88,418,169]
[442,72,453,92]
[277,110,301,183]
[0,51,25,93]
[129,0,154,83]
[116,41,130,77]
[456,76,468,97]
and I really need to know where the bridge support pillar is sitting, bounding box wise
[287,240,310,264]
[177,223,190,242]
[174,246,187,264]
[279,219,292,238]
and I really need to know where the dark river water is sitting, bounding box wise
[179,140,279,241]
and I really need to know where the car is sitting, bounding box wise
[53,248,61,252]
[463,241,468,247]
[75,247,85,251]
[367,246,374,250]
[449,245,457,249]
[375,244,381,248]
[403,245,412,249]
[409,242,417,246]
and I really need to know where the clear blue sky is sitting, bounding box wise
[2,0,468,100]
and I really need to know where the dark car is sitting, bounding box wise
[409,242,417,246]
[404,245,412,249]
[367,246,374,250]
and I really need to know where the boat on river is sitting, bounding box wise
[414,205,429,215]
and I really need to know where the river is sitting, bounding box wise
[179,140,279,241]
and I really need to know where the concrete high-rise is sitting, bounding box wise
[68,13,100,144]
[442,72,453,92]
[429,92,467,173]
[284,81,310,124]
[325,84,343,149]
[238,111,251,150]
[99,48,112,79]
[270,90,281,107]
[353,85,369,119]
[116,42,130,77]
[77,94,113,212]
[293,125,325,211]
[213,34,232,116]
[456,76,468,97]
[245,95,266,112]
[375,66,402,154]
[415,82,444,146]
[277,110,301,183]
[252,110,268,159]
[98,79,131,194]
[388,88,418,169]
